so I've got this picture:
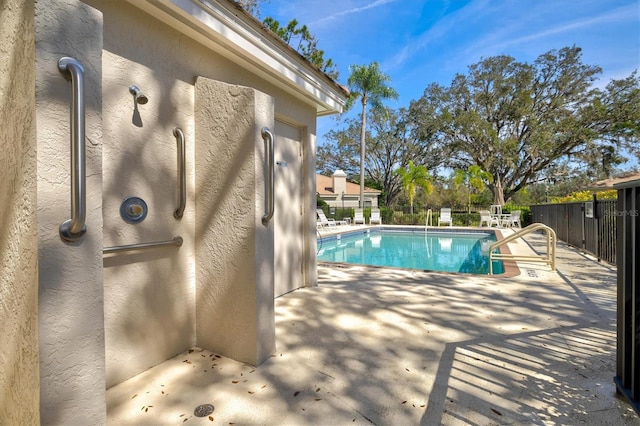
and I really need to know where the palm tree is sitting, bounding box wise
[395,160,432,215]
[452,165,493,213]
[346,62,398,208]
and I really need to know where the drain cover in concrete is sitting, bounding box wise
[194,404,214,417]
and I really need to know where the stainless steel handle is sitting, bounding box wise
[58,57,87,242]
[261,127,274,226]
[173,127,186,219]
[103,237,183,254]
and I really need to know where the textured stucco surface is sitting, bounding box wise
[0,0,39,424]
[101,50,196,389]
[24,0,324,421]
[195,77,276,366]
[35,1,106,424]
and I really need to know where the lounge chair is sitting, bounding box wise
[502,210,521,228]
[316,209,336,227]
[479,210,499,227]
[353,208,365,225]
[369,209,382,225]
[438,208,452,226]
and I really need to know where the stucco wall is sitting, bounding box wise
[101,51,196,388]
[0,0,39,424]
[194,77,276,365]
[35,1,106,424]
[86,0,313,371]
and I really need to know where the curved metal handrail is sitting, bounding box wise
[261,127,275,226]
[489,223,557,275]
[58,57,87,242]
[173,127,186,219]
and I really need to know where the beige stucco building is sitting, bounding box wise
[0,0,347,424]
[317,170,381,208]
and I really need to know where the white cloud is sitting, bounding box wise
[310,0,400,26]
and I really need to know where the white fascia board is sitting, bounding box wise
[127,0,347,116]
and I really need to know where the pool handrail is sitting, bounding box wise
[489,223,556,275]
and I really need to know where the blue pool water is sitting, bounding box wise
[317,228,504,275]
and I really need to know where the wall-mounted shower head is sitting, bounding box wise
[129,85,148,105]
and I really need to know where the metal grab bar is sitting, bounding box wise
[103,236,183,254]
[261,127,274,226]
[173,127,186,219]
[489,223,557,275]
[58,57,87,242]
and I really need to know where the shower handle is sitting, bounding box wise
[261,127,275,226]
[173,127,186,219]
[58,57,87,242]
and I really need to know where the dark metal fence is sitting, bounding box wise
[614,180,640,415]
[531,199,617,265]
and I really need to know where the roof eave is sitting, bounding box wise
[126,0,348,116]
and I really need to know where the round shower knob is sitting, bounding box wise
[120,196,148,224]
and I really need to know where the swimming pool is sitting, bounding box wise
[317,228,504,275]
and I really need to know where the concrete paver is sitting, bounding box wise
[107,232,639,425]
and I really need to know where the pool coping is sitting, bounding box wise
[317,225,521,278]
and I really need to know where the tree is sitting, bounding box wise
[262,17,339,79]
[317,107,443,207]
[578,70,640,173]
[452,165,493,213]
[236,0,269,17]
[409,46,640,202]
[346,62,398,208]
[395,160,432,214]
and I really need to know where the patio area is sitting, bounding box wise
[106,232,639,425]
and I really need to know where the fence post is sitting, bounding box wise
[593,193,599,261]
[613,178,640,415]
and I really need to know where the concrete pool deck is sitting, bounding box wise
[107,231,640,425]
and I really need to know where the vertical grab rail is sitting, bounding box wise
[173,127,186,219]
[261,127,275,226]
[58,57,87,242]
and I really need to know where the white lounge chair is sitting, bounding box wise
[353,208,365,225]
[479,210,498,227]
[438,208,452,226]
[316,209,336,227]
[369,209,382,225]
[502,210,521,228]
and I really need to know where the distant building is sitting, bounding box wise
[583,171,640,192]
[317,170,381,208]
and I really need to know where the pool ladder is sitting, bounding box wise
[488,223,556,275]
[425,209,433,229]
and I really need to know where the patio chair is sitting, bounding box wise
[369,209,382,225]
[479,210,499,227]
[490,204,503,216]
[316,209,336,227]
[353,208,365,225]
[502,210,522,228]
[438,208,452,226]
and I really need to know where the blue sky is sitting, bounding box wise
[260,0,639,145]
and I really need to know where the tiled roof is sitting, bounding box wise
[316,174,381,195]
[583,172,640,190]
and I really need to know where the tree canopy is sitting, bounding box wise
[408,46,640,202]
[395,160,432,214]
[262,17,339,79]
[453,165,493,212]
[317,107,444,207]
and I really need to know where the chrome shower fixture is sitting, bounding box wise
[129,85,148,105]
